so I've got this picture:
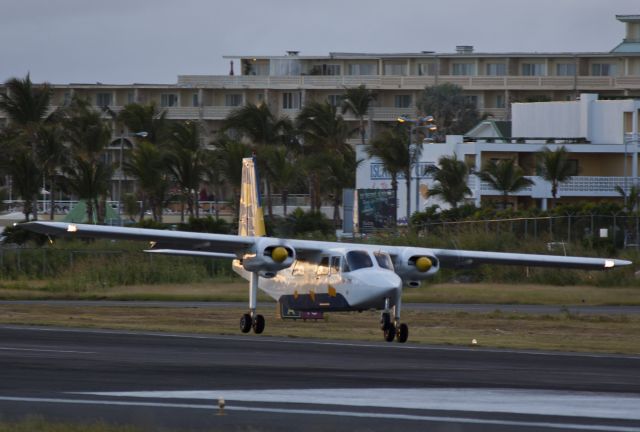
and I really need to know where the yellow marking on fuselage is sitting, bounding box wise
[309,290,316,302]
[328,285,337,297]
[293,290,299,300]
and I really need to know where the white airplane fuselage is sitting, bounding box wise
[233,248,402,312]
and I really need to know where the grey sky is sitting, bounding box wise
[0,0,637,85]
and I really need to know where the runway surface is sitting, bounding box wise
[2,299,639,315]
[0,326,639,431]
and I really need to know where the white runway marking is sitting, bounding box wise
[0,346,95,354]
[0,395,637,431]
[81,388,640,421]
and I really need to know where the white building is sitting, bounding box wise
[357,93,640,216]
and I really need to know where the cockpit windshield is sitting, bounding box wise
[344,250,373,271]
[374,252,394,270]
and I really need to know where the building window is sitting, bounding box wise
[556,63,576,76]
[522,63,545,76]
[96,92,112,107]
[310,64,341,75]
[225,94,242,107]
[348,63,376,75]
[566,159,579,176]
[384,63,407,76]
[282,92,301,110]
[192,93,199,107]
[160,94,178,107]
[394,95,411,108]
[327,94,342,107]
[417,63,436,76]
[63,92,72,106]
[591,63,617,76]
[464,95,478,107]
[486,63,506,76]
[452,63,476,76]
[496,94,505,109]
[127,92,135,104]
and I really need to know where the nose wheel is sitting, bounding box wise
[382,322,408,343]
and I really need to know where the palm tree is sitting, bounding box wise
[263,146,300,216]
[117,102,168,145]
[538,146,574,207]
[477,158,534,209]
[61,96,113,223]
[366,127,409,225]
[223,103,293,217]
[6,151,41,221]
[297,101,352,212]
[322,150,360,227]
[340,84,375,146]
[417,83,481,136]
[211,136,252,214]
[123,140,170,222]
[424,153,471,209]
[0,74,53,220]
[165,121,208,221]
[36,124,68,220]
[615,184,640,212]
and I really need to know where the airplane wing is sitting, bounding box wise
[428,248,630,270]
[22,221,255,258]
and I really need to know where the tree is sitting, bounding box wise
[165,121,208,221]
[424,153,471,209]
[123,140,170,222]
[117,102,168,145]
[340,84,376,146]
[262,146,300,216]
[61,96,113,223]
[416,83,481,136]
[0,74,53,220]
[538,146,574,206]
[222,103,293,217]
[615,184,640,212]
[36,124,68,220]
[366,127,410,224]
[477,158,534,209]
[211,135,252,213]
[297,101,352,212]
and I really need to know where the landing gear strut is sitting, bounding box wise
[240,272,265,335]
[381,296,409,343]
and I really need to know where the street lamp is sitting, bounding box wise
[118,130,148,225]
[397,115,437,218]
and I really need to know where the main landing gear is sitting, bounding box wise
[240,272,265,334]
[380,297,409,343]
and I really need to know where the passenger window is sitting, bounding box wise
[317,257,329,276]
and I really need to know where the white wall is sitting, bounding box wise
[512,101,581,138]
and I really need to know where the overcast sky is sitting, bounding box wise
[0,0,637,85]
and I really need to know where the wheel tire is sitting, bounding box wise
[380,312,391,330]
[383,324,396,342]
[240,313,252,333]
[397,323,409,343]
[253,314,266,334]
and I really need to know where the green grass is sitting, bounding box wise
[0,416,146,432]
[1,304,639,355]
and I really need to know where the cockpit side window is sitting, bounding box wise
[317,257,329,276]
[345,250,373,271]
[330,256,341,274]
[374,252,394,270]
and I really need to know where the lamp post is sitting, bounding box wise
[118,131,148,225]
[397,115,437,219]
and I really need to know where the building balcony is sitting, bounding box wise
[178,74,640,91]
[470,175,639,198]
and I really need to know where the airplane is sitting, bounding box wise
[22,157,632,343]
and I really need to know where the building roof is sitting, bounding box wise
[611,42,640,53]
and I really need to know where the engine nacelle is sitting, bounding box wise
[241,238,295,273]
[393,247,439,282]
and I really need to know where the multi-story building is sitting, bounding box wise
[358,93,640,215]
[1,14,639,208]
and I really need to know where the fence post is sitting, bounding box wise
[613,213,617,249]
[567,214,571,244]
[524,218,528,239]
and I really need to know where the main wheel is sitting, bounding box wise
[253,314,265,334]
[240,313,252,333]
[397,323,409,343]
[380,312,391,330]
[383,323,396,342]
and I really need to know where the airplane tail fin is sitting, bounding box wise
[238,156,266,237]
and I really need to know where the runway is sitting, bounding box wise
[0,326,639,431]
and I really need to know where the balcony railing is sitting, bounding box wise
[471,175,640,198]
[178,74,640,91]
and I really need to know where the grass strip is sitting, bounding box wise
[1,304,638,355]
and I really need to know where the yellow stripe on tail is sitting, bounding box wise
[238,157,266,237]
